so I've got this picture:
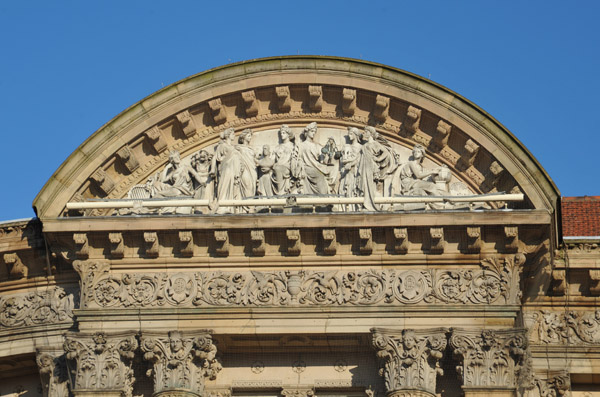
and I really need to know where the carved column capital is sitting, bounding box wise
[63,331,138,396]
[141,330,221,396]
[449,328,528,390]
[371,328,447,397]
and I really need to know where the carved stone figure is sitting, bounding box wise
[63,332,138,396]
[141,331,221,396]
[272,125,295,195]
[190,149,214,201]
[256,145,275,197]
[395,144,446,196]
[338,127,362,210]
[292,122,332,195]
[211,128,242,213]
[36,351,69,397]
[152,151,200,198]
[372,328,447,397]
[236,129,258,200]
[357,126,397,211]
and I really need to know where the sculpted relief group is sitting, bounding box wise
[133,123,467,214]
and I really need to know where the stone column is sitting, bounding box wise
[36,349,69,397]
[141,330,221,397]
[371,328,448,397]
[63,331,138,397]
[449,328,528,397]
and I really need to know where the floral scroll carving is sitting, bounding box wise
[36,351,69,397]
[141,331,221,396]
[371,328,447,397]
[449,328,528,389]
[526,310,600,345]
[76,256,523,309]
[63,331,138,396]
[0,287,74,328]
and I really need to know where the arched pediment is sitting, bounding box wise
[33,56,559,219]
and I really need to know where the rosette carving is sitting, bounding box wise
[371,328,447,396]
[80,260,522,309]
[449,328,528,389]
[0,287,74,328]
[63,331,138,396]
[141,331,221,395]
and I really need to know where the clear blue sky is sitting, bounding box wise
[0,1,598,221]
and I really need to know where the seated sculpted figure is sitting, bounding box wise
[397,144,446,196]
[151,151,201,198]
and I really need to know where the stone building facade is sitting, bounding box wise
[0,56,596,397]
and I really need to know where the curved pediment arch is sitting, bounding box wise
[33,56,559,219]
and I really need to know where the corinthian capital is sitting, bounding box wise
[141,330,221,396]
[63,331,138,396]
[36,349,69,397]
[449,328,527,389]
[371,328,448,397]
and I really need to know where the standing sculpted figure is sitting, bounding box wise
[338,127,362,210]
[272,125,295,195]
[236,129,258,200]
[190,149,214,200]
[292,122,331,195]
[256,145,275,197]
[397,144,445,196]
[211,128,241,213]
[357,126,397,211]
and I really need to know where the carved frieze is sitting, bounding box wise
[450,328,527,389]
[0,287,74,328]
[526,310,600,345]
[141,331,221,396]
[63,331,138,395]
[372,328,447,396]
[76,257,523,309]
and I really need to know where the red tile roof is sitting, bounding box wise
[562,196,600,236]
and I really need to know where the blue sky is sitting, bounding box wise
[0,1,598,221]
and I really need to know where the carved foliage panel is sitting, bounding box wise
[0,286,74,329]
[74,255,524,309]
[526,310,600,345]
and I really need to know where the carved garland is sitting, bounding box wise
[74,255,523,309]
[527,310,600,345]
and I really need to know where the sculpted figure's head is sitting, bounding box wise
[363,126,377,141]
[279,125,292,142]
[402,330,417,350]
[168,151,181,166]
[262,145,271,156]
[347,127,360,142]
[198,150,209,162]
[412,144,426,161]
[304,122,318,139]
[169,331,184,353]
[220,128,236,141]
[239,129,253,144]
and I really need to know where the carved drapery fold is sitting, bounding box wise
[0,286,74,328]
[449,328,528,390]
[371,328,447,397]
[141,330,221,396]
[63,331,138,396]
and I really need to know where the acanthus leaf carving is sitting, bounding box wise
[281,388,315,397]
[371,328,447,396]
[141,330,221,395]
[449,328,528,389]
[0,286,74,328]
[81,262,521,309]
[527,310,600,345]
[63,331,138,395]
